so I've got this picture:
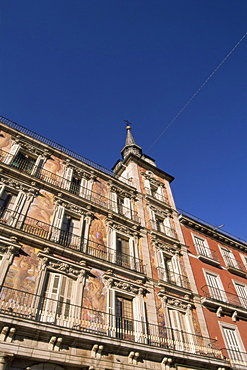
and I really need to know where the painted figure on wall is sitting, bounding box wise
[41,155,64,187]
[91,178,108,208]
[82,269,107,331]
[89,213,107,256]
[0,130,12,161]
[2,245,40,305]
[24,190,54,237]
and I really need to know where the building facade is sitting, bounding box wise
[180,211,247,370]
[0,116,236,370]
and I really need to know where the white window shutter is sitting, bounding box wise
[79,177,88,198]
[51,205,65,242]
[123,197,131,219]
[107,288,116,336]
[0,184,5,198]
[4,143,20,164]
[133,295,147,343]
[144,178,151,194]
[9,191,27,227]
[111,192,118,212]
[31,155,45,176]
[62,167,73,190]
[157,250,166,280]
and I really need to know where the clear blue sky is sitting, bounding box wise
[0,1,247,240]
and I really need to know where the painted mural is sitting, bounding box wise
[82,268,107,332]
[0,130,12,161]
[23,190,55,238]
[91,177,108,208]
[2,244,41,306]
[88,213,107,257]
[41,155,64,187]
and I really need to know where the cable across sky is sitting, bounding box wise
[146,31,247,153]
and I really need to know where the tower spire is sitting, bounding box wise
[121,120,142,159]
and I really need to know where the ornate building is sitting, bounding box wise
[0,116,233,370]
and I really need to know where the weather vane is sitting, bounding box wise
[124,120,133,129]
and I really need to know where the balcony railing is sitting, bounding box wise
[0,207,144,273]
[157,267,190,290]
[0,286,221,358]
[196,246,219,261]
[201,285,247,309]
[0,149,139,223]
[145,188,168,204]
[221,348,247,366]
[222,255,246,274]
[150,220,176,239]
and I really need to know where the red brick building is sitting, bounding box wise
[180,211,247,369]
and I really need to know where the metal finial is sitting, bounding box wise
[124,120,133,129]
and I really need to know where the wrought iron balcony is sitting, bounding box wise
[0,286,221,359]
[201,285,247,310]
[195,246,220,266]
[157,267,190,290]
[221,348,247,366]
[222,256,246,276]
[0,149,140,223]
[145,188,169,204]
[150,220,176,239]
[0,207,144,273]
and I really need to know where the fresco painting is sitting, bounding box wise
[88,213,107,257]
[0,130,12,161]
[82,269,107,332]
[91,178,108,208]
[41,155,64,187]
[2,245,41,306]
[23,190,55,238]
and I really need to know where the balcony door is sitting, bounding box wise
[41,272,74,327]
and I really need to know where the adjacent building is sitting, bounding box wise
[180,211,247,370]
[0,115,242,370]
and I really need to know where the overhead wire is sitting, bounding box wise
[146,31,247,153]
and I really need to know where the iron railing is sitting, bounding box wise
[0,207,144,273]
[145,188,169,204]
[195,245,219,261]
[221,348,247,365]
[201,285,247,309]
[222,255,246,273]
[0,286,221,358]
[0,148,140,223]
[0,116,114,176]
[150,220,176,239]
[157,267,190,290]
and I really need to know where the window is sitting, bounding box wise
[11,151,36,174]
[168,309,194,352]
[220,323,246,363]
[51,205,86,250]
[205,271,227,302]
[115,235,140,271]
[220,247,238,269]
[157,250,184,287]
[193,235,211,258]
[234,281,247,309]
[111,192,132,219]
[150,209,174,238]
[41,272,75,326]
[0,188,27,227]
[60,214,82,249]
[107,287,147,343]
[116,296,134,340]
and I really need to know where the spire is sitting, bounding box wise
[121,121,142,160]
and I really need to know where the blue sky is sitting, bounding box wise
[0,0,247,240]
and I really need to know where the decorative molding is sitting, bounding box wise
[38,252,88,279]
[103,273,146,295]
